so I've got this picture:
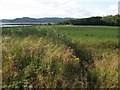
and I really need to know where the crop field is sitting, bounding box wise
[2,25,119,88]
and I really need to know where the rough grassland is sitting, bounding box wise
[2,25,118,88]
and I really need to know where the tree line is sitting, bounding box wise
[58,14,120,26]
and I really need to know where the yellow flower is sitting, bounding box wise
[75,58,80,61]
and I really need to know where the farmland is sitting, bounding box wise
[2,25,118,88]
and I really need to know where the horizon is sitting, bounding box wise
[1,14,118,20]
[0,0,119,19]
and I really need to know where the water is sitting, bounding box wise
[2,24,31,27]
[1,22,41,27]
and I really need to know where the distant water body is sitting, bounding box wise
[2,24,31,27]
[1,22,42,27]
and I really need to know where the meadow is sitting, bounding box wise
[2,25,119,88]
[47,25,118,41]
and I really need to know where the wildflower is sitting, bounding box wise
[75,58,80,61]
[29,85,33,88]
[24,85,27,88]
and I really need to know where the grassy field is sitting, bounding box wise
[37,25,118,42]
[59,26,118,41]
[2,25,118,88]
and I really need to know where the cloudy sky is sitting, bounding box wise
[0,0,119,19]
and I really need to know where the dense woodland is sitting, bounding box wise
[58,14,120,26]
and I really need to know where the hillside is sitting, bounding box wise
[1,17,72,24]
[59,14,120,26]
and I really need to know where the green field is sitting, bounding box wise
[36,25,118,42]
[2,25,118,88]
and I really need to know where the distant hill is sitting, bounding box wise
[1,17,73,24]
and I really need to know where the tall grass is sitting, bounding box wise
[2,26,118,88]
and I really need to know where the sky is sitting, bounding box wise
[0,0,119,19]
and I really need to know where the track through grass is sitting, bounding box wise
[2,25,118,88]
